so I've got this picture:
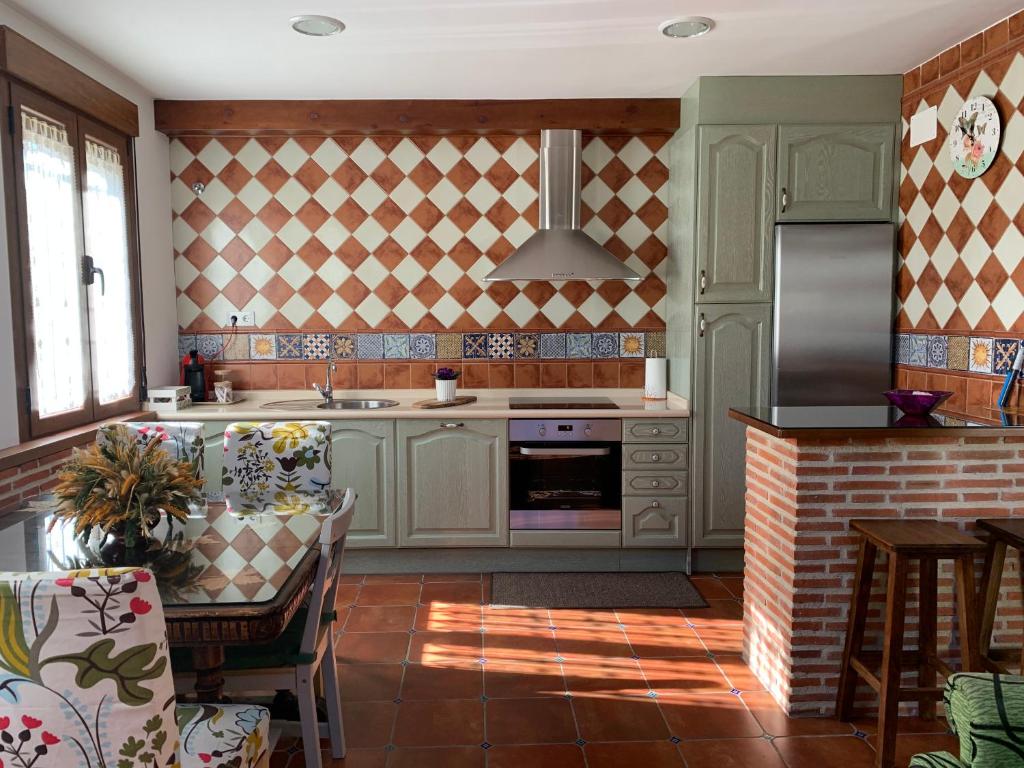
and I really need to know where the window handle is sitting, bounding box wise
[82,255,105,295]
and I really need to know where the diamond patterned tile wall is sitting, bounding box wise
[172,135,669,334]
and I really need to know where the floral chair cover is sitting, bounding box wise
[222,422,332,498]
[99,422,206,479]
[0,568,269,768]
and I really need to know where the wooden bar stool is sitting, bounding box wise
[836,519,985,768]
[976,518,1024,673]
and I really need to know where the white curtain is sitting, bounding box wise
[21,112,85,417]
[84,138,135,404]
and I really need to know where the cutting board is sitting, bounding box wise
[412,395,478,409]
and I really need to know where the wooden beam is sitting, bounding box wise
[154,98,680,136]
[0,27,139,137]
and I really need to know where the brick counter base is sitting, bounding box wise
[742,427,1024,716]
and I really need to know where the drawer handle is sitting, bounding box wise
[651,480,660,488]
[651,454,660,462]
[651,500,661,508]
[651,427,660,436]
[440,422,464,429]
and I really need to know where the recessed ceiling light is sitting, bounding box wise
[290,14,345,37]
[659,16,714,38]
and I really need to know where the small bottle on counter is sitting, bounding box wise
[183,350,206,402]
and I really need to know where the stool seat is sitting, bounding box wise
[850,519,986,554]
[976,518,1024,550]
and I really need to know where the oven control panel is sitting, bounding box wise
[509,419,621,442]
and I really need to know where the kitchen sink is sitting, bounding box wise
[261,398,399,410]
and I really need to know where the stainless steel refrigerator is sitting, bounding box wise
[772,222,896,406]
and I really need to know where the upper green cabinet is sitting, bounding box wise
[696,125,776,304]
[777,123,895,222]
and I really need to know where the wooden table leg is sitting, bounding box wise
[837,538,877,721]
[955,554,981,672]
[918,557,937,719]
[978,537,1005,668]
[192,645,226,702]
[877,553,908,768]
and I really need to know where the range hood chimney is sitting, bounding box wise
[482,129,640,282]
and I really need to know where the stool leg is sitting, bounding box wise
[917,557,937,719]
[837,538,877,721]
[978,537,1006,668]
[877,553,908,768]
[1019,549,1024,674]
[954,553,981,672]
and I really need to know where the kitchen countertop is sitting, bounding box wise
[153,388,690,421]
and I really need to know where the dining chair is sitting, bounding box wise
[0,567,271,767]
[172,487,356,768]
[222,421,332,496]
[98,420,206,478]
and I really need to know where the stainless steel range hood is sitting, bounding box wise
[483,129,640,282]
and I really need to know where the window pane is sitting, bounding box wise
[83,137,135,404]
[21,111,86,417]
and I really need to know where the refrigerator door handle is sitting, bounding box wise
[698,313,706,337]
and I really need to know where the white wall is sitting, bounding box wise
[0,2,176,448]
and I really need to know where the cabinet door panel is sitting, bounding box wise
[622,496,688,548]
[331,420,395,548]
[696,125,776,303]
[778,123,895,221]
[398,419,508,547]
[692,304,772,547]
[201,421,232,495]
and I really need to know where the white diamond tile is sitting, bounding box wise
[901,285,928,326]
[170,178,194,215]
[617,176,655,211]
[392,255,427,290]
[464,140,501,173]
[353,217,388,251]
[312,178,347,212]
[504,293,539,326]
[278,256,315,290]
[311,140,346,173]
[907,147,934,188]
[582,138,614,172]
[238,218,273,252]
[201,219,235,252]
[429,294,463,326]
[466,293,500,326]
[903,240,929,281]
[391,219,427,253]
[242,293,275,326]
[504,177,538,213]
[203,294,237,326]
[172,216,198,246]
[273,139,310,174]
[196,178,233,215]
[351,178,387,213]
[994,226,1024,273]
[904,194,932,235]
[465,218,500,251]
[275,178,313,214]
[504,217,535,248]
[930,236,958,279]
[502,138,537,173]
[428,218,463,252]
[958,282,990,327]
[392,294,429,326]
[991,280,1024,328]
[350,141,386,174]
[176,293,201,327]
[314,218,348,252]
[578,292,613,326]
[197,140,233,175]
[429,255,463,290]
[277,218,312,252]
[465,178,500,213]
[1003,111,1024,163]
[354,255,388,290]
[539,292,574,326]
[236,140,272,175]
[279,294,315,327]
[929,284,957,327]
[581,177,614,212]
[355,293,389,326]
[961,230,992,276]
[616,215,652,251]
[236,178,273,213]
[615,291,649,325]
[961,181,994,225]
[931,187,960,229]
[174,254,199,287]
[315,254,351,289]
[388,138,425,174]
[390,177,426,213]
[169,140,195,175]
[426,139,461,173]
[618,138,654,173]
[465,256,496,283]
[426,177,462,213]
[318,294,353,326]
[240,256,274,290]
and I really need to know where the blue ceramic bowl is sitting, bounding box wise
[884,389,953,416]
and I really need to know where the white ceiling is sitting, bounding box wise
[7,0,1021,99]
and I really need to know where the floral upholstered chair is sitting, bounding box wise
[99,421,206,479]
[0,568,270,768]
[222,422,332,499]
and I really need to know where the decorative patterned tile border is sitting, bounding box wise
[896,332,1023,380]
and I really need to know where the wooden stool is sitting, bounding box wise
[976,518,1024,673]
[836,519,985,768]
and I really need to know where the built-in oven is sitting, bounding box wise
[509,419,621,530]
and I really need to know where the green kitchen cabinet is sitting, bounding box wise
[330,420,396,548]
[695,125,776,304]
[622,496,689,548]
[200,421,232,494]
[397,419,508,547]
[691,304,772,547]
[777,123,895,222]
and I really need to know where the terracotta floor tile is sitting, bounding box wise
[484,697,578,744]
[364,574,424,584]
[408,630,483,664]
[625,626,706,658]
[886,732,959,766]
[338,663,404,702]
[400,661,483,701]
[483,659,566,699]
[335,584,360,606]
[720,576,744,598]
[715,654,767,691]
[338,574,366,584]
[321,747,388,767]
[571,696,670,741]
[677,737,787,768]
[420,582,483,604]
[561,658,650,698]
[385,746,483,768]
[392,699,485,747]
[853,714,952,735]
[683,598,743,624]
[339,702,397,749]
[554,628,633,660]
[691,576,735,600]
[336,632,410,664]
[773,735,877,768]
[416,604,482,632]
[640,655,732,694]
[483,606,552,630]
[741,692,854,737]
[357,583,422,606]
[483,629,558,662]
[658,692,763,739]
[345,606,417,633]
[548,608,622,627]
[693,623,744,654]
[423,573,482,582]
[485,744,585,768]
[584,741,685,768]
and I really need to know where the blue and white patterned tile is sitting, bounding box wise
[488,333,514,359]
[302,333,331,360]
[249,333,276,360]
[333,334,355,359]
[969,337,994,373]
[515,333,539,359]
[926,336,947,369]
[410,333,436,359]
[896,334,911,365]
[196,334,224,361]
[593,332,618,359]
[277,333,302,359]
[463,333,488,359]
[383,333,410,359]
[540,333,566,359]
[619,332,645,358]
[908,335,928,367]
[178,334,196,358]
[357,333,384,360]
[567,333,592,359]
[994,339,1020,375]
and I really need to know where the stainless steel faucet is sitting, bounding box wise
[312,355,337,403]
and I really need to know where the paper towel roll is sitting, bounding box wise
[643,357,667,400]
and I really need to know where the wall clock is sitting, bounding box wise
[949,96,1000,178]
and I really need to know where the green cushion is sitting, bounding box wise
[943,673,1024,767]
[909,753,964,768]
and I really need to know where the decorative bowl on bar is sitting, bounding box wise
[884,389,953,416]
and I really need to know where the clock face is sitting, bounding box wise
[949,96,1000,178]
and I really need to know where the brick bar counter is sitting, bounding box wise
[728,405,1024,716]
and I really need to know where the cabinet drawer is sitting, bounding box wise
[623,470,687,496]
[622,496,688,548]
[623,418,687,443]
[622,443,688,471]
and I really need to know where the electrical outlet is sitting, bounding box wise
[227,311,256,327]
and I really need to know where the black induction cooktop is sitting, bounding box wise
[508,396,619,410]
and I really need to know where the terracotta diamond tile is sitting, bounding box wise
[221,237,256,270]
[257,198,292,231]
[219,198,255,233]
[255,159,290,194]
[184,275,219,307]
[598,157,633,191]
[218,158,253,194]
[259,237,293,271]
[371,158,405,193]
[294,158,328,193]
[448,199,482,232]
[177,158,214,191]
[222,275,258,308]
[371,198,405,232]
[295,199,330,232]
[182,237,218,270]
[179,198,216,233]
[410,198,445,231]
[979,200,1011,247]
[447,158,481,193]
[409,158,443,192]
[336,198,369,230]
[333,158,368,192]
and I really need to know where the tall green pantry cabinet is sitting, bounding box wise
[666,76,902,567]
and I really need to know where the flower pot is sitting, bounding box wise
[435,379,457,402]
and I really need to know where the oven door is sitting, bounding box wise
[509,442,622,530]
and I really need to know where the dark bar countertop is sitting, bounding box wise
[728,405,1024,438]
